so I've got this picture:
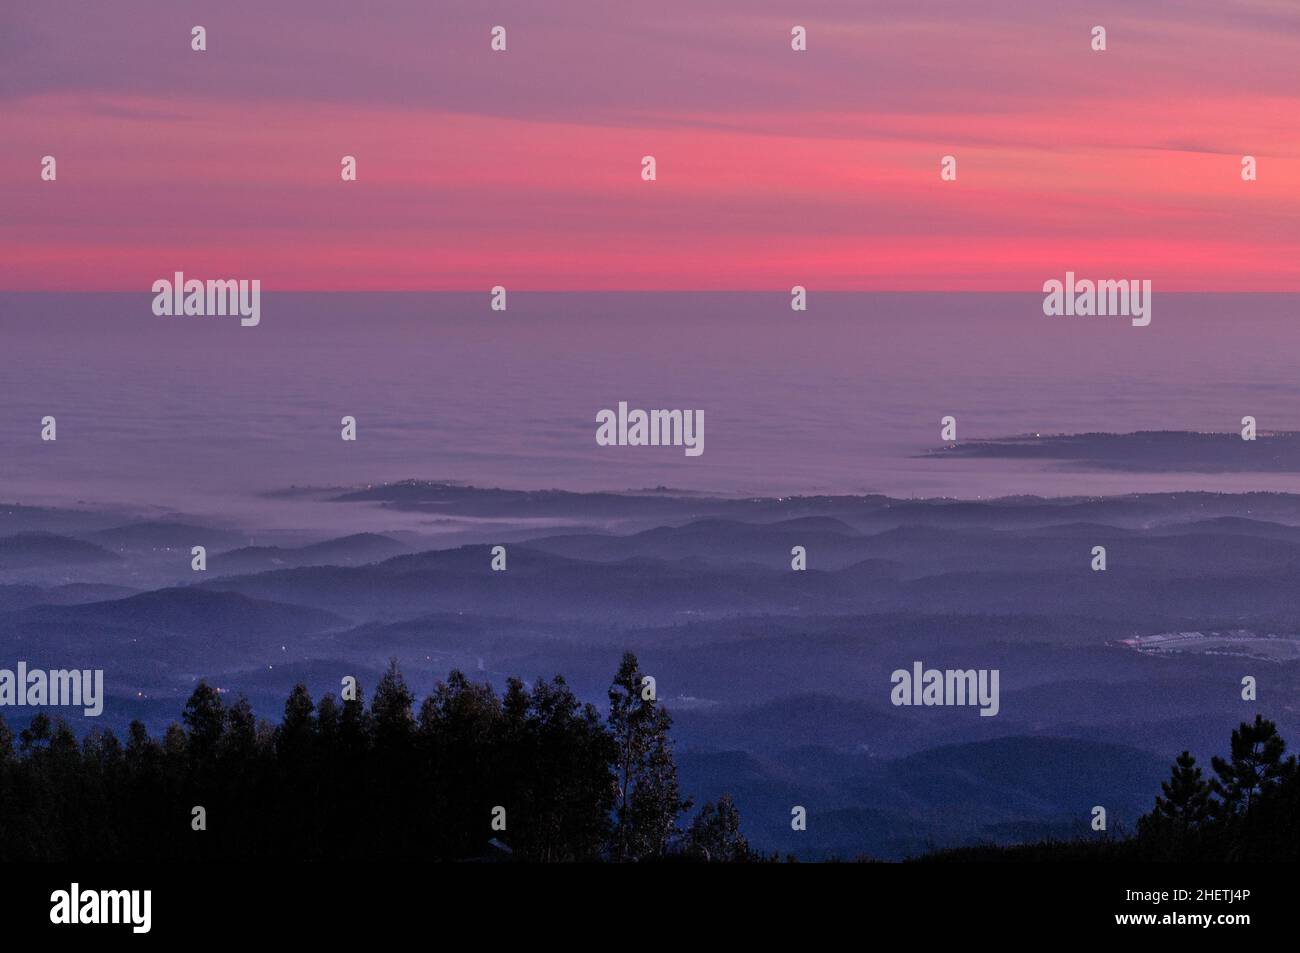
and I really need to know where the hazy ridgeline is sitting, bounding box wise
[3,482,1300,859]
[9,293,1300,511]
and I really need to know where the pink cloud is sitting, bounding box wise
[3,2,1299,289]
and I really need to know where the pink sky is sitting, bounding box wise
[3,0,1299,290]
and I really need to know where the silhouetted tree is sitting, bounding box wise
[0,658,741,863]
[1210,715,1294,814]
[1137,749,1212,859]
[418,670,501,857]
[316,693,340,746]
[1154,751,1212,829]
[607,652,690,861]
[684,795,752,862]
[338,680,371,759]
[19,712,51,753]
[277,684,316,763]
[181,682,225,765]
[506,675,616,861]
[372,659,415,748]
[223,696,258,762]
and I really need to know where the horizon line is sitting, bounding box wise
[4,288,1299,295]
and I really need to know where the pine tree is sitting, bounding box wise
[124,720,157,767]
[1210,715,1294,814]
[163,723,188,758]
[339,679,370,757]
[607,652,690,861]
[370,660,420,856]
[181,681,226,763]
[223,695,259,762]
[371,658,415,748]
[1155,751,1212,829]
[1139,749,1213,852]
[316,693,340,745]
[277,683,317,762]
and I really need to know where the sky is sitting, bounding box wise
[3,0,1300,290]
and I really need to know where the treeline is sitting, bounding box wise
[1133,714,1298,861]
[4,655,1295,862]
[0,652,757,862]
[921,715,1300,863]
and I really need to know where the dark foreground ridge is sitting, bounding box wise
[1,655,1295,862]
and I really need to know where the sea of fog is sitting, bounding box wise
[2,292,1298,527]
